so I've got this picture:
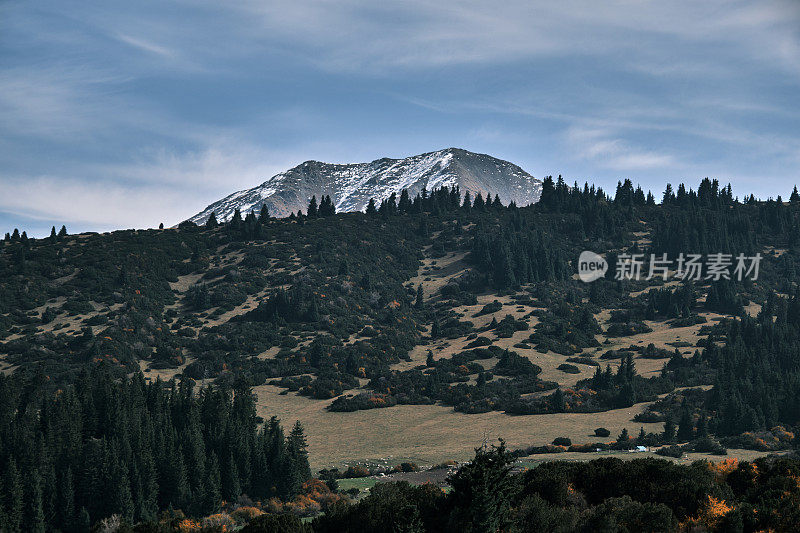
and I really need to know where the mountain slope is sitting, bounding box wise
[187,148,541,223]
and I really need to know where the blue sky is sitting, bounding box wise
[1,0,799,236]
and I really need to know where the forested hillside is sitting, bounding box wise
[2,179,800,530]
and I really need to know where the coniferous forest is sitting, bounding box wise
[2,179,800,530]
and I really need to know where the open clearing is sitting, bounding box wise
[255,383,668,471]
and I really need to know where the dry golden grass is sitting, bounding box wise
[254,384,667,470]
[407,251,469,298]
[515,448,773,468]
[139,357,194,383]
[249,281,744,471]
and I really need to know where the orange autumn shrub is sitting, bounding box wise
[230,506,264,524]
[264,497,283,514]
[175,518,202,532]
[284,493,321,516]
[771,426,795,442]
[698,495,734,529]
[202,512,235,530]
[708,458,739,482]
[343,465,370,478]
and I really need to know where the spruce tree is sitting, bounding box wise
[231,208,243,227]
[366,198,377,215]
[663,418,676,443]
[24,469,45,533]
[462,191,472,210]
[398,189,411,212]
[791,186,800,204]
[696,412,709,438]
[206,211,219,229]
[203,452,222,515]
[221,451,241,503]
[446,440,514,532]
[4,457,23,532]
[286,422,311,496]
[307,196,318,217]
[58,467,75,531]
[677,401,694,442]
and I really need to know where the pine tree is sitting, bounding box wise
[696,412,709,438]
[206,212,219,229]
[552,388,566,412]
[231,208,243,227]
[110,457,134,523]
[221,451,240,503]
[426,350,435,367]
[415,285,424,309]
[318,195,336,217]
[791,185,800,204]
[162,443,190,510]
[366,198,377,215]
[58,225,67,237]
[663,418,676,443]
[259,203,270,222]
[50,226,57,240]
[138,447,159,522]
[677,401,694,442]
[203,452,222,515]
[4,457,23,531]
[462,191,472,210]
[286,422,311,496]
[77,508,91,533]
[398,189,411,213]
[447,440,514,532]
[24,469,45,533]
[58,467,75,531]
[307,196,318,217]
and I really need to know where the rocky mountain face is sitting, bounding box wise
[187,148,541,223]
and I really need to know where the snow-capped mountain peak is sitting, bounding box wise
[186,148,541,224]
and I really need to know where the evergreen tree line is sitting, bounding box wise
[708,291,800,435]
[0,369,310,531]
[471,224,569,289]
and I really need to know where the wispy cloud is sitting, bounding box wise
[1,0,799,235]
[566,127,677,171]
[115,33,176,59]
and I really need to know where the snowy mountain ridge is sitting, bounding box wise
[187,148,541,224]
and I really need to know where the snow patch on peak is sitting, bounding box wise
[187,148,541,224]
